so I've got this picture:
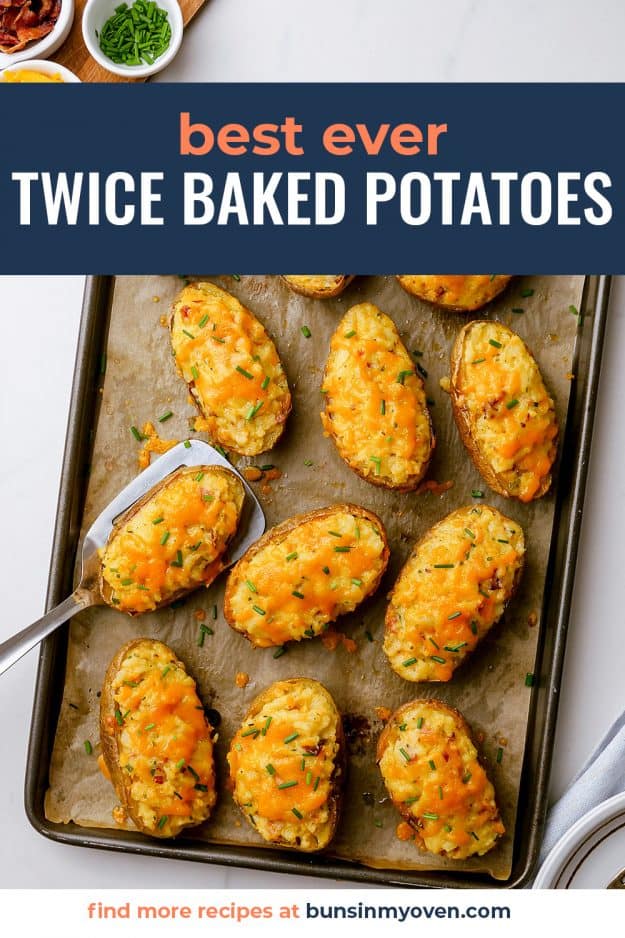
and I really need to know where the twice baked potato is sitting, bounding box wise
[321,303,434,490]
[384,506,525,682]
[170,281,291,456]
[100,465,244,615]
[100,639,217,838]
[282,275,353,298]
[377,699,505,859]
[224,504,389,648]
[227,678,345,851]
[397,275,512,311]
[449,320,558,502]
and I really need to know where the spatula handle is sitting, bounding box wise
[0,591,95,677]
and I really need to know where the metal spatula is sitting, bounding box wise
[0,440,265,677]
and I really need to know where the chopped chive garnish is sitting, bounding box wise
[448,611,461,620]
[84,740,93,755]
[497,538,510,544]
[120,578,133,586]
[569,304,579,317]
[399,747,411,762]
[470,831,479,841]
[496,747,504,764]
[261,375,270,390]
[158,410,173,423]
[198,314,209,328]
[161,666,170,678]
[423,812,439,821]
[396,370,413,384]
[183,440,191,448]
[444,642,467,652]
[471,490,484,498]
[334,545,352,553]
[471,358,486,365]
[291,590,305,599]
[405,796,420,804]
[194,783,208,792]
[195,471,205,482]
[351,578,363,587]
[114,709,123,726]
[246,401,264,420]
[212,336,226,344]
[313,776,321,791]
[464,528,475,539]
[438,785,444,800]
[246,580,257,593]
[191,365,199,380]
[157,816,168,829]
[171,550,183,567]
[433,563,454,569]
[328,530,342,538]
[278,780,298,790]
[266,764,276,776]
[380,399,386,415]
[286,551,298,561]
[322,565,330,574]
[176,758,185,769]
[428,637,439,649]
[370,455,382,475]
[365,629,374,642]
[521,288,534,298]
[399,723,407,731]
[273,646,286,659]
[152,516,164,525]
[525,672,535,687]
[462,771,472,784]
[344,329,357,338]
[490,274,497,281]
[429,759,436,771]
[252,605,266,616]
[301,325,312,338]
[130,425,143,442]
[262,717,272,735]
[444,824,452,832]
[144,723,156,731]
[197,625,207,647]
[506,399,519,409]
[470,621,479,635]
[160,530,170,545]
[511,307,524,314]
[232,274,241,281]
[123,680,140,687]
[187,765,200,781]
[417,717,424,729]
[488,339,502,349]
[283,732,299,744]
[212,604,218,620]
[402,657,417,667]
[430,655,446,664]
[260,464,274,470]
[306,771,313,785]
[236,365,254,380]
[182,329,195,340]
[291,807,303,819]
[241,727,260,738]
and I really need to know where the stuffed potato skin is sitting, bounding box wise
[100,639,217,839]
[321,303,434,490]
[282,275,353,298]
[384,506,525,682]
[227,678,345,852]
[450,320,558,502]
[170,281,291,456]
[377,699,504,859]
[100,465,244,615]
[224,504,389,648]
[397,275,512,311]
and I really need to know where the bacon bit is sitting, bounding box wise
[153,775,164,784]
[137,422,178,469]
[416,479,454,496]
[112,806,127,826]
[235,671,250,689]
[528,611,538,628]
[194,609,206,622]
[375,706,392,722]
[396,822,415,842]
[159,315,168,328]
[243,466,263,482]
[0,0,61,53]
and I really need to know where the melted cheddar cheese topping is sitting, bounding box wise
[321,304,433,489]
[103,640,216,837]
[101,466,244,614]
[397,275,512,311]
[384,506,524,682]
[227,680,340,851]
[170,282,291,456]
[283,275,348,297]
[378,702,504,859]
[225,507,388,647]
[453,321,557,501]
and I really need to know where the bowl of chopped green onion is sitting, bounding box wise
[82,0,183,78]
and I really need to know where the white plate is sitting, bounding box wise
[533,791,625,888]
[0,0,74,67]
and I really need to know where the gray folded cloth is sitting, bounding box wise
[538,709,625,867]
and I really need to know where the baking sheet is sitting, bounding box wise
[44,274,583,880]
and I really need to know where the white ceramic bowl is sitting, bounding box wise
[0,58,81,82]
[82,0,183,78]
[0,0,75,67]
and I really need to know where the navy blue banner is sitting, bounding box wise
[0,83,623,273]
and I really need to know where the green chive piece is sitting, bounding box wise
[489,274,497,281]
[182,329,195,340]
[396,369,413,384]
[511,307,524,314]
[344,329,356,338]
[114,709,123,726]
[405,797,420,805]
[84,740,93,755]
[416,717,424,729]
[160,530,170,545]
[365,629,374,642]
[380,399,386,415]
[194,783,208,792]
[370,455,382,475]
[157,816,168,830]
[301,325,312,338]
[236,365,254,380]
[438,785,444,800]
[304,458,313,466]
[261,376,270,390]
[246,401,264,420]
[433,563,454,569]
[130,425,143,442]
[286,551,298,562]
[430,655,446,664]
[471,621,479,635]
[161,666,170,678]
[322,565,330,574]
[144,723,156,731]
[171,549,183,567]
[448,611,461,620]
[305,771,313,785]
[158,410,173,422]
[525,672,535,687]
[246,580,257,593]
[464,528,475,539]
[183,440,191,448]
[291,807,303,819]
[444,642,467,653]
[232,274,241,281]
[278,780,298,790]
[283,732,299,744]
[198,314,209,328]
[152,516,164,525]
[402,657,417,667]
[423,812,439,821]
[266,764,276,775]
[489,339,502,349]
[470,831,479,841]
[506,398,519,409]
[262,717,272,735]
[496,747,504,764]
[194,471,205,482]
[462,771,472,784]
[241,727,260,738]
[187,765,200,781]
[521,288,534,297]
[429,759,436,771]
[175,758,185,769]
[252,605,266,616]
[273,646,286,659]
[334,545,352,553]
[569,304,579,317]
[291,590,305,599]
[471,490,484,498]
[472,358,486,364]
[399,747,411,762]
[313,776,320,791]
[328,530,342,538]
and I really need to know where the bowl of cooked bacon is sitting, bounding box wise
[0,0,74,64]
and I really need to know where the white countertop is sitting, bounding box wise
[0,273,623,887]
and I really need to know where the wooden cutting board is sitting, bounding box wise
[53,0,207,81]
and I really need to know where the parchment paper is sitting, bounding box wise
[45,274,583,881]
